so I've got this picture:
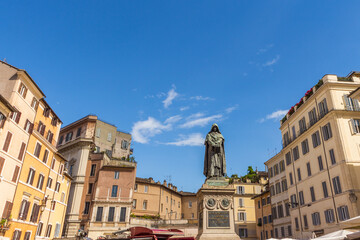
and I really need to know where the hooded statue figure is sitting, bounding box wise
[204,123,226,178]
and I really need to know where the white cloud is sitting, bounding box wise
[225,105,238,114]
[256,44,274,55]
[180,106,190,111]
[263,55,280,67]
[259,110,287,123]
[163,88,178,108]
[164,115,182,124]
[165,133,204,146]
[131,117,171,143]
[180,114,223,128]
[190,96,214,101]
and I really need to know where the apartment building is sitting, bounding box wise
[180,192,198,223]
[278,72,360,238]
[265,152,292,238]
[132,178,183,220]
[57,115,134,237]
[253,189,273,240]
[232,173,267,239]
[0,61,71,240]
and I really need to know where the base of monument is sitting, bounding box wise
[196,233,240,240]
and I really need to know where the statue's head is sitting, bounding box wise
[211,123,220,133]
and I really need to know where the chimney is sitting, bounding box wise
[163,180,167,186]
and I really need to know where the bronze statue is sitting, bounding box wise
[204,123,226,178]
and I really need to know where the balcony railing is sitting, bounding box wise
[282,107,360,148]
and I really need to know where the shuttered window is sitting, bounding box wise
[108,207,115,222]
[45,224,52,238]
[120,207,126,222]
[12,230,22,240]
[322,122,333,141]
[0,157,5,175]
[24,232,31,240]
[3,131,12,152]
[18,200,30,220]
[29,204,40,223]
[34,143,41,158]
[18,142,26,161]
[26,168,35,185]
[12,166,20,182]
[43,150,49,163]
[2,201,13,219]
[96,207,103,222]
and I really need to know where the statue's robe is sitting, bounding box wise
[204,124,226,178]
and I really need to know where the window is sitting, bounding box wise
[238,212,246,221]
[134,183,138,192]
[37,174,45,190]
[0,157,4,176]
[318,98,328,118]
[107,132,112,141]
[132,199,137,209]
[143,200,147,210]
[12,230,22,240]
[299,191,304,205]
[18,83,28,98]
[51,201,56,211]
[268,215,272,223]
[105,149,112,157]
[61,192,65,202]
[18,199,30,220]
[267,196,271,204]
[96,207,103,222]
[292,126,296,139]
[0,113,5,128]
[269,167,273,178]
[258,218,262,225]
[343,94,360,111]
[299,117,307,134]
[318,156,324,171]
[295,217,299,230]
[18,142,26,161]
[275,182,281,194]
[58,135,64,145]
[111,185,118,197]
[55,182,60,192]
[37,121,45,135]
[279,160,285,172]
[51,117,58,127]
[303,215,309,229]
[329,149,336,165]
[239,198,244,207]
[65,132,73,142]
[36,222,43,236]
[281,227,285,237]
[88,183,93,194]
[270,185,275,196]
[46,131,53,143]
[288,225,292,236]
[262,198,266,206]
[43,108,50,117]
[274,164,279,175]
[290,194,297,208]
[293,146,299,161]
[257,200,261,209]
[84,202,90,214]
[312,212,321,226]
[325,209,335,223]
[76,127,82,137]
[191,213,195,219]
[285,203,290,216]
[114,171,119,179]
[289,172,293,185]
[312,131,321,148]
[120,207,126,222]
[333,176,342,194]
[239,228,248,238]
[277,205,284,218]
[121,140,129,149]
[301,139,309,155]
[144,185,148,193]
[69,164,74,176]
[51,158,55,170]
[189,201,193,208]
[108,207,115,222]
[43,150,49,163]
[26,168,35,185]
[322,123,333,141]
[3,132,12,152]
[31,99,38,112]
[350,119,360,134]
[322,181,329,198]
[272,207,277,219]
[283,132,290,147]
[310,187,316,202]
[29,203,40,223]
[297,168,301,181]
[338,205,350,221]
[286,152,292,165]
[34,143,41,158]
[59,164,64,175]
[237,186,245,194]
[90,164,96,176]
[54,223,61,238]
[309,108,317,126]
[96,128,101,137]
[24,120,33,134]
[306,162,311,176]
[275,228,279,238]
[47,177,52,188]
[12,166,20,182]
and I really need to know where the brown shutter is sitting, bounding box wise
[15,112,21,124]
[30,170,35,185]
[41,125,45,135]
[23,87,27,99]
[3,132,12,152]
[2,201,12,218]
[34,204,40,222]
[24,232,30,240]
[0,157,5,175]
[39,175,44,190]
[0,117,5,128]
[12,166,20,182]
[29,123,34,134]
[18,142,26,161]
[18,200,26,219]
[23,201,30,220]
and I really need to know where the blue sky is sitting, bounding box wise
[1,1,360,192]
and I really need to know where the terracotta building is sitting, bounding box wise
[57,115,134,238]
[267,72,360,238]
[253,189,273,240]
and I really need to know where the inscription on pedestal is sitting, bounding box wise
[207,211,230,228]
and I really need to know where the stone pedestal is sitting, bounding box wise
[196,179,240,240]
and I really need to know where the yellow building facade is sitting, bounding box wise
[3,81,71,239]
